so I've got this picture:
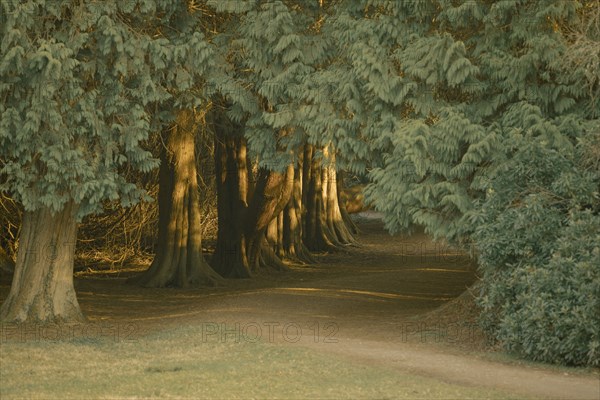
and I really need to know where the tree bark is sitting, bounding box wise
[322,148,357,245]
[244,166,294,272]
[212,125,252,278]
[279,156,315,263]
[337,172,359,235]
[211,140,294,275]
[211,106,305,276]
[0,201,84,323]
[303,145,336,250]
[303,145,329,251]
[302,144,356,251]
[131,110,221,287]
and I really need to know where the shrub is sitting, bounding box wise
[475,127,600,366]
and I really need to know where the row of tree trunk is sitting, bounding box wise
[0,108,358,323]
[209,109,356,278]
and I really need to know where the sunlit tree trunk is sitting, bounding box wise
[244,166,294,272]
[302,144,331,251]
[0,201,84,323]
[132,110,221,287]
[337,172,359,235]
[276,157,315,263]
[322,148,357,244]
[302,144,356,251]
[266,212,283,258]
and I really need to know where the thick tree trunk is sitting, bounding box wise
[211,106,304,276]
[213,162,292,276]
[303,145,331,251]
[322,149,357,245]
[131,110,221,287]
[266,213,283,258]
[302,144,356,251]
[244,166,294,272]
[303,145,337,251]
[337,173,359,235]
[212,127,252,279]
[279,157,315,264]
[0,202,84,323]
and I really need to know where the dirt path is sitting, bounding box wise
[305,337,599,400]
[1,212,598,399]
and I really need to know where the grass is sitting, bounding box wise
[0,322,533,400]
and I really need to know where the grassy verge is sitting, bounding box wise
[0,322,531,399]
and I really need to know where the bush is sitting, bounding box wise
[493,213,599,366]
[475,125,600,367]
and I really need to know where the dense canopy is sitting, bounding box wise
[1,0,598,367]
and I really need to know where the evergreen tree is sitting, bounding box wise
[320,0,599,365]
[130,109,222,287]
[0,1,213,321]
[207,0,340,276]
[128,4,225,288]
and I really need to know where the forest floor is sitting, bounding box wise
[0,212,599,399]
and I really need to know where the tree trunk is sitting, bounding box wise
[266,214,283,258]
[212,126,252,278]
[280,156,315,263]
[131,110,221,287]
[303,145,337,251]
[0,201,84,323]
[303,145,328,251]
[213,139,309,275]
[302,144,356,251]
[322,148,357,245]
[337,172,359,235]
[244,166,294,272]
[211,107,302,276]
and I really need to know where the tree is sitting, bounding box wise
[318,0,598,366]
[210,104,295,277]
[0,194,18,278]
[207,1,357,276]
[206,1,325,276]
[302,145,357,251]
[471,2,600,367]
[130,110,221,287]
[276,151,316,263]
[211,110,252,278]
[346,0,591,241]
[0,1,212,322]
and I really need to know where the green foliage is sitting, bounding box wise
[475,126,600,366]
[356,0,591,240]
[2,0,598,367]
[479,211,600,367]
[0,0,213,218]
[321,0,599,366]
[208,0,328,172]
